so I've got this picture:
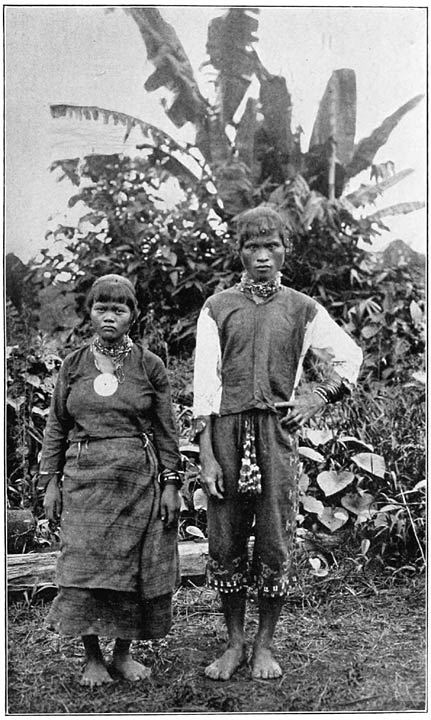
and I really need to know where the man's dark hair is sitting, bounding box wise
[236,207,287,248]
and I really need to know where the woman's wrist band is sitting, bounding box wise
[36,471,63,491]
[159,470,182,490]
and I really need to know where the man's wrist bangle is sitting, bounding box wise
[313,387,329,404]
[313,380,349,405]
[39,471,62,476]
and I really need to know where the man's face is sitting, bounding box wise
[240,230,285,282]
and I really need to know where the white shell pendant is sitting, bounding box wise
[93,372,118,397]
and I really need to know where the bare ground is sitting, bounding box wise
[7,570,426,714]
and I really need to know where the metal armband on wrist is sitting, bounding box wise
[159,470,183,490]
[313,379,349,405]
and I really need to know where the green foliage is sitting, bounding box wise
[7,9,425,571]
[50,8,424,219]
[296,381,425,572]
[6,301,62,510]
[29,154,239,355]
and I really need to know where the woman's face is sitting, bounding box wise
[90,300,132,345]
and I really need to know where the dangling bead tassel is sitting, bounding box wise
[238,416,262,495]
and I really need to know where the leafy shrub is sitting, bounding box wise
[6,149,425,567]
[296,373,425,573]
[6,302,62,508]
[28,154,238,356]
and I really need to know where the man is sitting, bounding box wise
[192,207,362,680]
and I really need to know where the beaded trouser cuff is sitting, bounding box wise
[207,557,291,598]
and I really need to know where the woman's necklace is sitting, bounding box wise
[91,335,133,396]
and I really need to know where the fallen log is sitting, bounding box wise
[7,541,209,594]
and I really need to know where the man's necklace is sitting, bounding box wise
[91,335,133,394]
[237,271,282,298]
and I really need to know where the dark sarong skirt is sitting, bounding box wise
[47,436,179,639]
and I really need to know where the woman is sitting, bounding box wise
[38,274,182,687]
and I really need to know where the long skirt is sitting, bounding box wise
[47,436,179,639]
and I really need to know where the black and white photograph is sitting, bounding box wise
[5,4,426,714]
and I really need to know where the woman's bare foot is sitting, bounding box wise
[112,654,151,682]
[205,645,246,680]
[251,646,282,679]
[81,658,113,688]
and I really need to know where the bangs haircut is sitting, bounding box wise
[86,280,138,317]
[236,207,287,248]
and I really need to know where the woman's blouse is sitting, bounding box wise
[40,342,181,476]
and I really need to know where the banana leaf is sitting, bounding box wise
[309,69,357,166]
[259,74,294,159]
[235,97,257,171]
[345,94,424,181]
[346,168,414,208]
[125,7,207,129]
[50,104,200,184]
[366,201,425,222]
[205,8,259,126]
[195,114,230,166]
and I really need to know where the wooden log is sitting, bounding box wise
[7,541,209,593]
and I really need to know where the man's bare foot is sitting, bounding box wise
[205,645,246,680]
[112,654,151,682]
[251,646,282,679]
[81,658,113,688]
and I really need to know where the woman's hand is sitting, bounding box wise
[275,393,326,432]
[200,457,224,500]
[160,485,181,529]
[43,477,62,522]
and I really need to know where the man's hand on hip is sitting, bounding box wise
[275,394,326,431]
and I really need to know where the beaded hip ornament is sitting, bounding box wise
[238,416,262,495]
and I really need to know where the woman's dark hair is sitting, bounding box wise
[86,275,138,319]
[236,206,287,248]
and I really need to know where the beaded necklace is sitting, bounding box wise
[92,335,133,385]
[237,270,282,298]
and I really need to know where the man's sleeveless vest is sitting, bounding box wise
[204,286,318,415]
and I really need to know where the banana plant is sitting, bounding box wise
[50,7,424,222]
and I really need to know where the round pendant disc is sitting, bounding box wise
[93,373,118,397]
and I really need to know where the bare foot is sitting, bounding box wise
[81,658,113,688]
[112,654,151,682]
[251,646,282,679]
[205,645,246,681]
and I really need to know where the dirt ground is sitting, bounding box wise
[7,571,426,714]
